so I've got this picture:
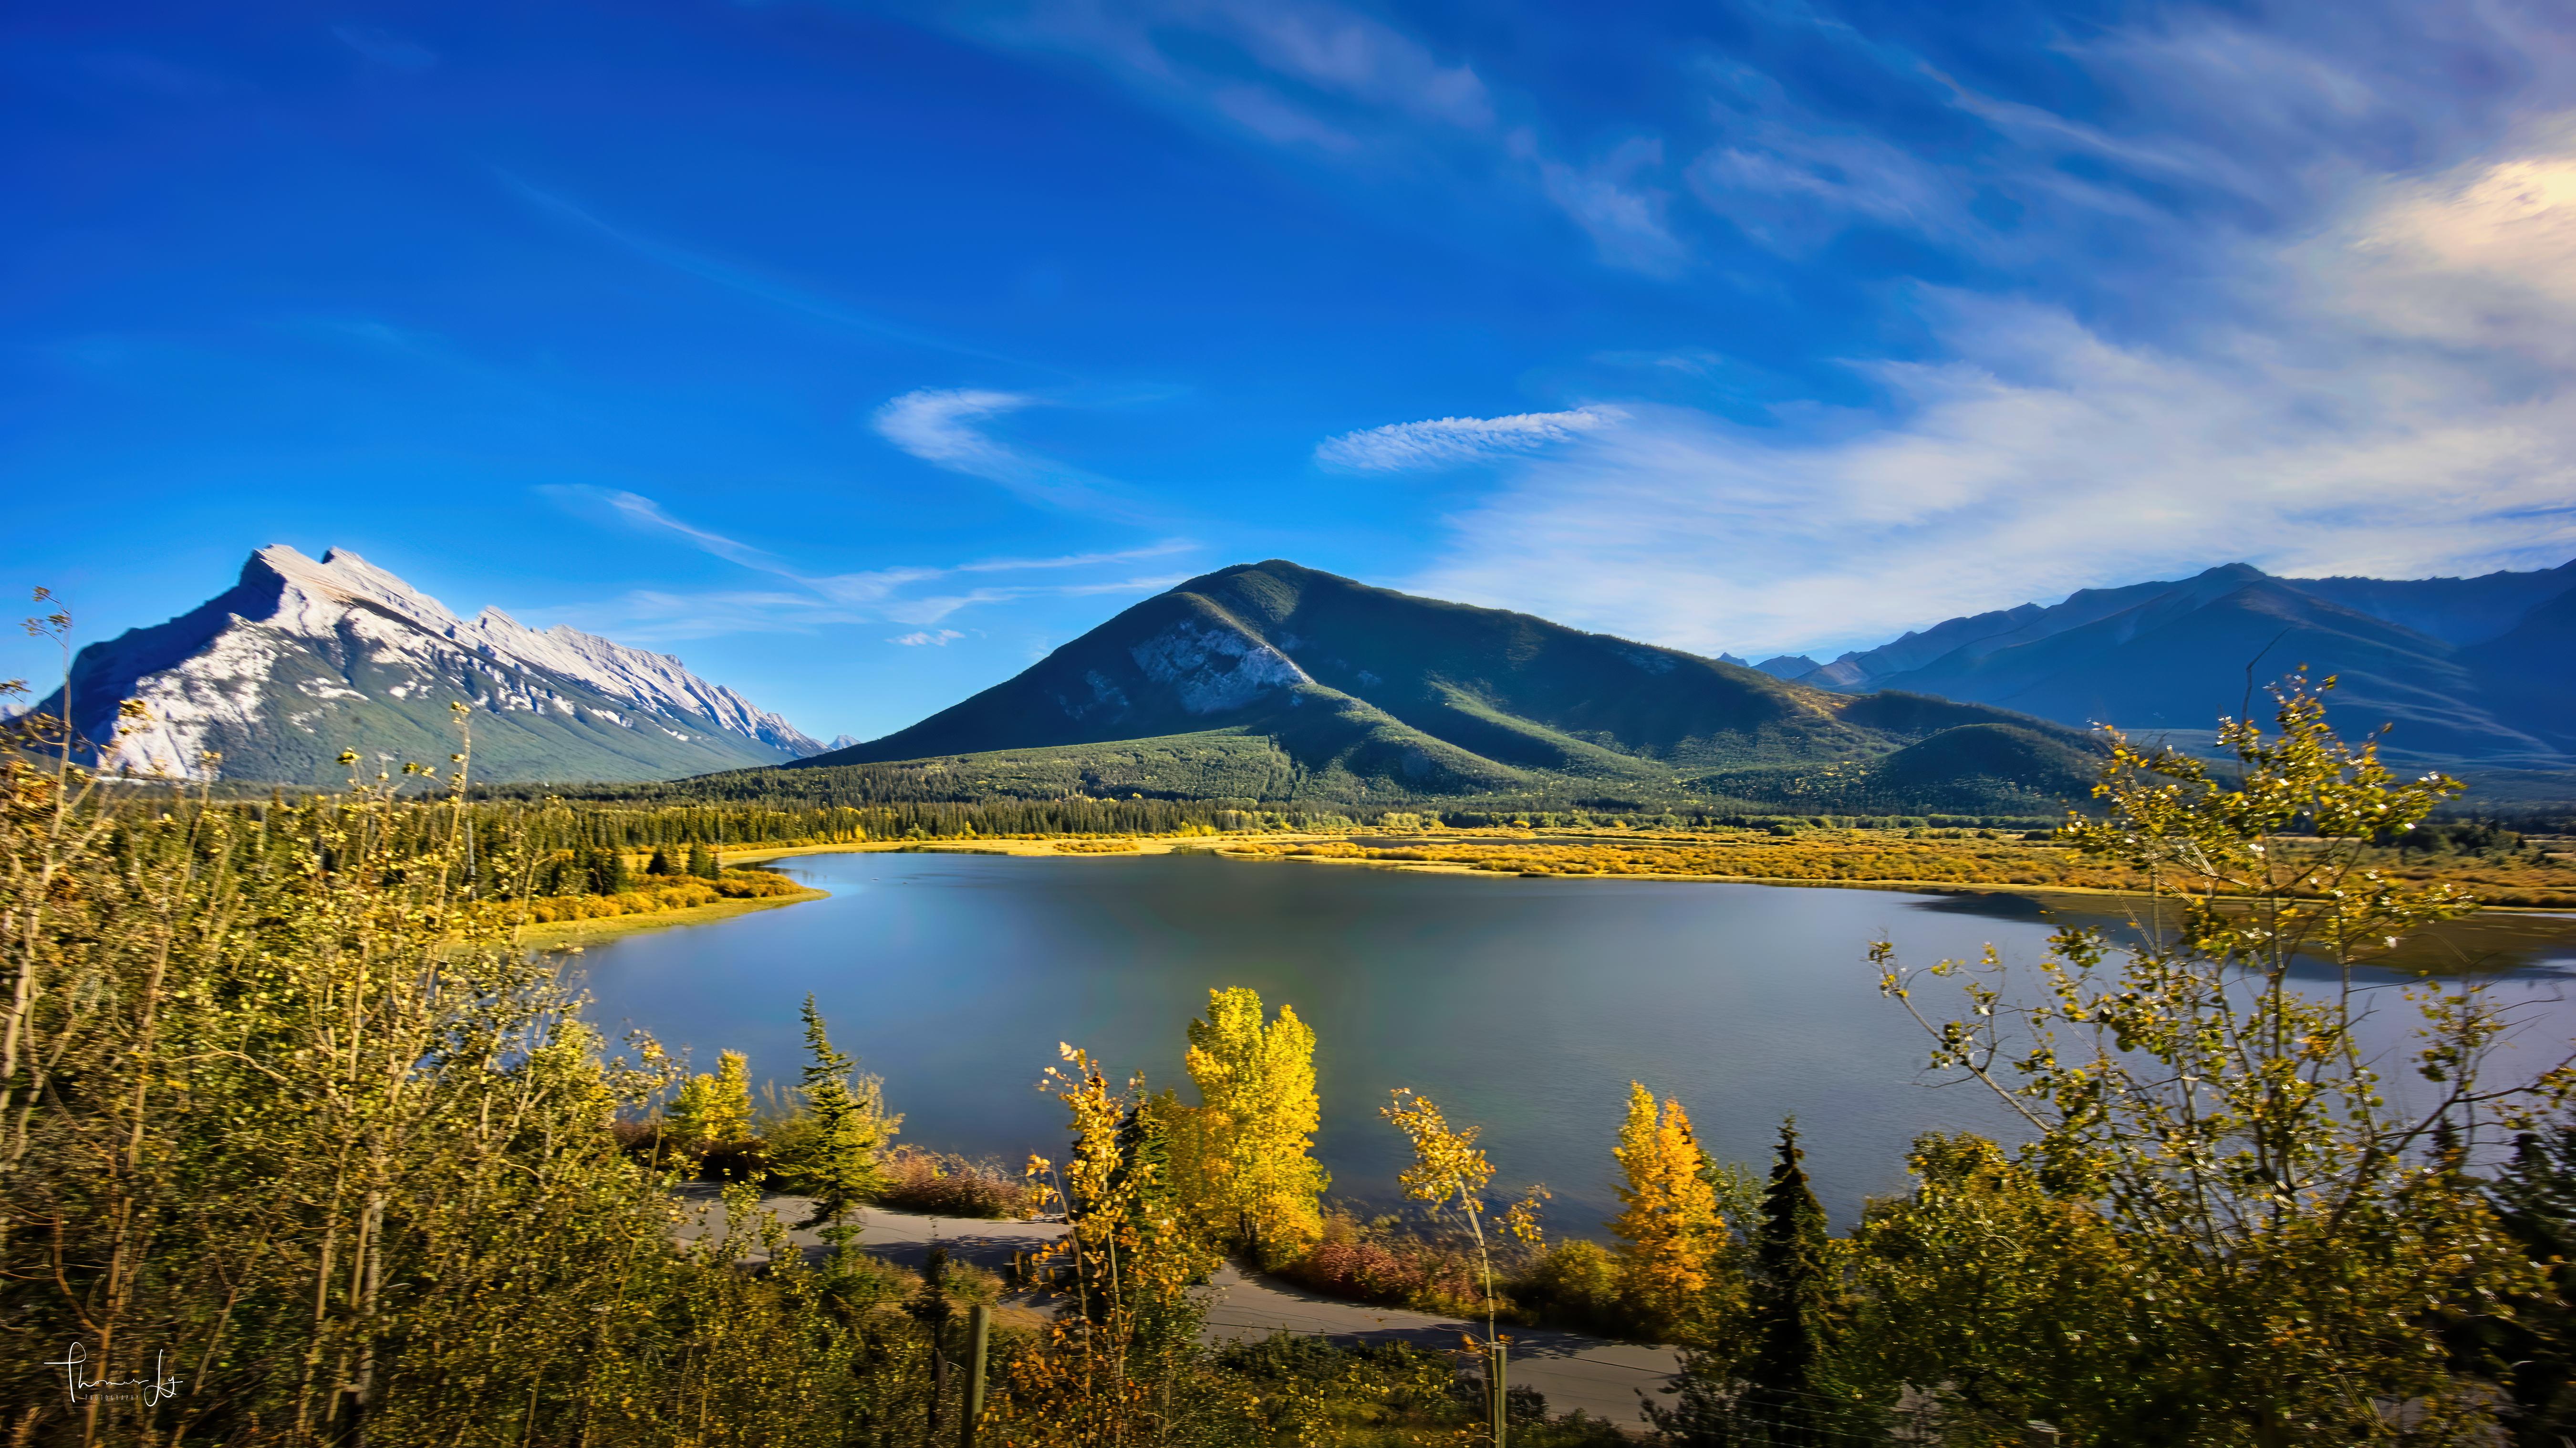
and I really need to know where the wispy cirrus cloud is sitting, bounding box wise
[499,176,1047,370]
[332,26,437,71]
[889,629,965,646]
[1518,135,1686,277]
[945,0,1680,274]
[1412,125,2576,659]
[1315,407,1614,472]
[538,484,1198,640]
[872,388,1129,513]
[957,541,1195,573]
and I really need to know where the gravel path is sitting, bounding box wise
[673,1188,1678,1430]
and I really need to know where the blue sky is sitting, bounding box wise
[7,0,2573,741]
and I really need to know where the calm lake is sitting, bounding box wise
[571,850,2576,1229]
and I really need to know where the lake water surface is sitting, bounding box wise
[572,851,2576,1229]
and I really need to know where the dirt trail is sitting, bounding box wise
[673,1188,1677,1429]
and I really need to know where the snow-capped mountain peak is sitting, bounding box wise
[450,606,815,753]
[255,545,467,635]
[48,546,830,784]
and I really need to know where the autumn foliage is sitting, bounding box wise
[1181,987,1330,1265]
[1609,1083,1727,1337]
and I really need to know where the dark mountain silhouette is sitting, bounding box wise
[2459,581,2576,759]
[789,561,2098,807]
[1773,560,2576,768]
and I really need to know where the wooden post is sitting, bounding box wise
[960,1303,990,1448]
[921,1244,952,1442]
[928,1334,946,1440]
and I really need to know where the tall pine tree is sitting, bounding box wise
[1743,1119,1838,1445]
[588,846,629,895]
[2486,1125,2576,1444]
[785,995,894,1244]
[1658,1119,1862,1445]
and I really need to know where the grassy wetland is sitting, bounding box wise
[477,772,2576,962]
[536,813,2576,969]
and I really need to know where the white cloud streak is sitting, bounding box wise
[1315,408,1615,472]
[958,0,1683,274]
[332,26,437,70]
[1413,127,2576,658]
[1519,134,1687,276]
[871,387,1128,512]
[955,541,1199,573]
[889,629,965,646]
[540,483,1199,640]
[500,177,1047,370]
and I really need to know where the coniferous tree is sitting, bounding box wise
[2487,1125,2576,1443]
[1096,1096,1206,1353]
[689,841,718,879]
[646,844,675,876]
[1743,1119,1836,1443]
[1644,1118,1870,1447]
[783,995,895,1245]
[588,846,630,895]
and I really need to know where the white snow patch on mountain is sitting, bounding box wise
[70,545,829,781]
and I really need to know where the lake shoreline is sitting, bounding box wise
[711,835,2576,921]
[531,836,2572,974]
[519,883,831,950]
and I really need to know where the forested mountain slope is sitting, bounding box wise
[785,561,2098,810]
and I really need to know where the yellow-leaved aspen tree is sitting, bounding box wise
[1609,1082,1723,1335]
[669,1048,753,1148]
[1184,987,1328,1264]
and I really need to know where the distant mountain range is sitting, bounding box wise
[1751,559,2576,768]
[49,548,2569,803]
[785,561,2106,812]
[39,546,825,784]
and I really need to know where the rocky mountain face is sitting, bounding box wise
[1769,560,2576,766]
[790,560,2100,808]
[42,546,825,784]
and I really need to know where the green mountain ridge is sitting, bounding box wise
[766,561,2105,812]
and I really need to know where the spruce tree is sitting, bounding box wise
[587,847,629,895]
[788,995,893,1245]
[687,842,718,879]
[1743,1119,1835,1445]
[2487,1125,2576,1443]
[645,844,675,876]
